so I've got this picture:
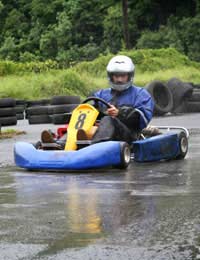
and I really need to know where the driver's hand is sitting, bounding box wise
[106,104,119,117]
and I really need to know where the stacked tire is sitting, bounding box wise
[146,80,174,116]
[25,99,51,124]
[185,87,200,112]
[146,78,194,116]
[166,78,193,114]
[50,95,81,124]
[15,99,26,120]
[0,98,17,126]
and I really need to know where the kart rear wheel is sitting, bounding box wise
[176,131,188,160]
[118,142,131,169]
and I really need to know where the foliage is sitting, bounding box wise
[0,48,200,100]
[103,3,123,53]
[0,0,200,62]
[136,15,200,62]
[0,59,58,76]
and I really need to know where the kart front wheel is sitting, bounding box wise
[176,131,188,160]
[118,142,131,169]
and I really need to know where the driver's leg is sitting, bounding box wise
[91,116,134,144]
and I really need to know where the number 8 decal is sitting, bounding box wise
[75,113,87,129]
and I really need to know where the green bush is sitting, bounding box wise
[75,48,199,76]
[0,48,200,100]
[136,15,200,62]
[56,42,101,67]
[0,59,59,76]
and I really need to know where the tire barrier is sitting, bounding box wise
[50,104,79,125]
[15,99,27,120]
[187,89,200,102]
[26,99,50,107]
[0,107,16,117]
[0,98,16,108]
[166,78,193,111]
[28,114,52,124]
[50,96,80,125]
[51,104,78,114]
[50,95,80,105]
[193,84,200,89]
[0,98,17,126]
[185,101,200,113]
[25,99,51,124]
[16,113,24,120]
[2,81,200,127]
[184,88,200,113]
[24,96,80,124]
[146,80,174,116]
[15,101,26,120]
[172,101,188,114]
[0,116,17,126]
[51,113,72,125]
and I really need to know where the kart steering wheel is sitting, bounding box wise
[82,97,112,111]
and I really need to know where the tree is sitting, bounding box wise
[103,3,123,53]
[122,0,130,49]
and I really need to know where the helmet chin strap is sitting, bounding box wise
[110,81,132,91]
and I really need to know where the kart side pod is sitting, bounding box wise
[14,141,131,170]
[132,132,188,162]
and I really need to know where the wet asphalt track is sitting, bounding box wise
[0,114,200,260]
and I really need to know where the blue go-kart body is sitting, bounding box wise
[14,97,189,171]
[14,127,189,171]
[14,141,125,170]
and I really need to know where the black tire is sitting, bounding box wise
[188,92,200,102]
[117,142,131,169]
[14,105,25,114]
[25,106,50,116]
[0,107,16,117]
[42,99,51,106]
[193,84,200,89]
[15,99,26,106]
[26,100,44,107]
[16,113,24,120]
[172,101,187,114]
[26,99,50,107]
[51,113,72,125]
[146,80,173,115]
[0,116,17,126]
[176,131,188,160]
[50,95,81,105]
[185,101,200,113]
[51,104,78,114]
[166,78,193,110]
[28,115,52,124]
[0,98,16,108]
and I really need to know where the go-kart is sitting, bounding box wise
[14,97,189,171]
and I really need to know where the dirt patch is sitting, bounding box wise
[0,129,26,139]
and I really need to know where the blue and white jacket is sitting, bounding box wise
[93,85,154,131]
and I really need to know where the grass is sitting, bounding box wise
[134,66,200,87]
[0,48,200,100]
[0,129,26,139]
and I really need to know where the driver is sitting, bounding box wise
[90,55,154,144]
[41,55,154,146]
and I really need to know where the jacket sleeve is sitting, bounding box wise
[133,88,154,130]
[117,106,140,131]
[118,88,154,131]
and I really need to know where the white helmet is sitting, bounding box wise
[106,55,135,91]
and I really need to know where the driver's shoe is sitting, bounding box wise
[77,129,88,140]
[142,126,161,137]
[41,130,55,143]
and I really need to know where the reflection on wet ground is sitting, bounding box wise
[0,134,200,259]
